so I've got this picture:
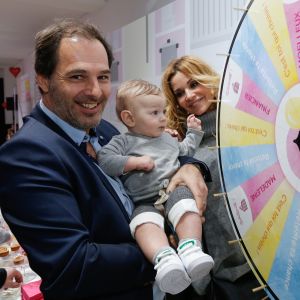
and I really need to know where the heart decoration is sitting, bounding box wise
[1,101,7,109]
[9,67,21,78]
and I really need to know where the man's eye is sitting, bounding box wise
[98,75,110,81]
[70,75,84,80]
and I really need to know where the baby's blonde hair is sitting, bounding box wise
[116,79,162,122]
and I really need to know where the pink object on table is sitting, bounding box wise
[21,280,43,300]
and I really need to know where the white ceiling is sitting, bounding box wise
[0,0,107,67]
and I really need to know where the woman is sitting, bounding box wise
[161,55,266,300]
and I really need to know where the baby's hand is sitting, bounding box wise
[165,128,180,140]
[187,114,202,130]
[135,155,155,171]
[124,156,155,173]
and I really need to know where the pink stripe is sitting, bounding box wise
[236,72,278,123]
[284,1,300,79]
[241,162,285,219]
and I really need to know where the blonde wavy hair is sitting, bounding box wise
[161,55,220,138]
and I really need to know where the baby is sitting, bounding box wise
[98,79,214,295]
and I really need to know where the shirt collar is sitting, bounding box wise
[39,99,87,146]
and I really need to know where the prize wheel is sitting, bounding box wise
[217,0,300,299]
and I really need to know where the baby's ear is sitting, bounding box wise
[120,110,135,127]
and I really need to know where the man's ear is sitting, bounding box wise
[36,74,50,94]
[120,110,135,128]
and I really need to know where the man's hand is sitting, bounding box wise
[166,164,208,222]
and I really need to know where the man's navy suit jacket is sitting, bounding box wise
[0,105,155,300]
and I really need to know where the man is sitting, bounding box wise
[0,19,209,300]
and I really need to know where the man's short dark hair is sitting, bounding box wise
[35,18,113,78]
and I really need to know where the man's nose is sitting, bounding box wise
[86,78,102,97]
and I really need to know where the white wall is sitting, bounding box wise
[87,0,175,33]
[10,0,242,131]
[11,0,176,126]
[98,0,245,132]
[190,41,232,76]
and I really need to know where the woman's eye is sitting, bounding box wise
[174,91,183,98]
[190,81,199,88]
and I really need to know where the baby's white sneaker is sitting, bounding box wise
[177,239,214,282]
[154,247,191,295]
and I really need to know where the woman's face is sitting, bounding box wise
[170,71,213,116]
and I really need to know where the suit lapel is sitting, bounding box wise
[28,104,131,222]
[28,105,77,145]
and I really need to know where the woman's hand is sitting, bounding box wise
[166,164,208,222]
